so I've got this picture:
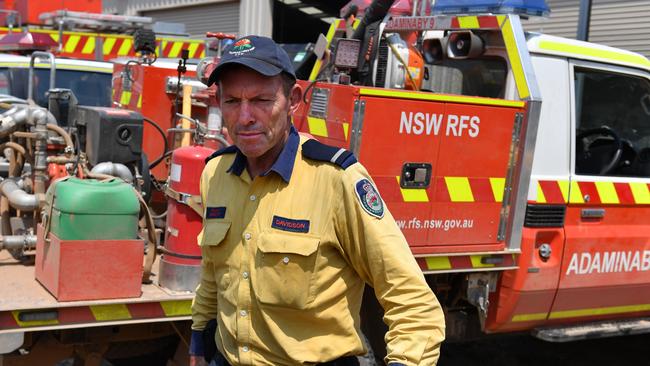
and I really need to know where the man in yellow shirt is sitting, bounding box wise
[190,35,445,366]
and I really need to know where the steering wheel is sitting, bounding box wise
[576,126,623,175]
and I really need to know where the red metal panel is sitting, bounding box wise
[127,302,166,319]
[293,82,358,149]
[549,203,650,322]
[59,307,95,324]
[35,225,143,302]
[355,94,521,249]
[486,227,565,332]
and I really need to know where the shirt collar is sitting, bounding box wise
[227,125,299,183]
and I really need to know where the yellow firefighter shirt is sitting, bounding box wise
[192,127,445,365]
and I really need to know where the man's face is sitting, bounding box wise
[218,66,296,160]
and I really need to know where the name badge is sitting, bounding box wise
[272,215,310,233]
[206,206,226,219]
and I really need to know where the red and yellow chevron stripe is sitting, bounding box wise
[451,15,503,29]
[534,180,650,205]
[0,28,206,61]
[416,253,517,274]
[113,89,143,110]
[374,176,506,203]
[306,117,349,141]
[0,299,191,331]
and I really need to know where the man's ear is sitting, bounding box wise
[289,83,303,115]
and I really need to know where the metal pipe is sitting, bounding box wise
[46,123,74,151]
[91,162,134,183]
[577,0,592,41]
[46,156,76,164]
[0,179,39,211]
[3,147,16,178]
[0,196,11,236]
[0,97,27,105]
[3,142,25,177]
[0,106,56,137]
[0,234,37,251]
[0,142,26,157]
[28,52,56,103]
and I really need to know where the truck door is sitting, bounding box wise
[550,60,650,322]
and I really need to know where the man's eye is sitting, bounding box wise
[224,99,238,104]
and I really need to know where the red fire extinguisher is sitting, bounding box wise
[159,145,214,291]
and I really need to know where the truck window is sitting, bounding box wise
[0,68,112,107]
[424,58,507,98]
[574,67,650,177]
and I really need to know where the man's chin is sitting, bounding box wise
[237,146,267,159]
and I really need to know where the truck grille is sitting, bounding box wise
[524,204,566,228]
[375,38,388,87]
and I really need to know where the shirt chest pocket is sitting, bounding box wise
[253,231,320,309]
[198,221,232,295]
[198,221,231,247]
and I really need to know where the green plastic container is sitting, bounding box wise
[46,178,140,240]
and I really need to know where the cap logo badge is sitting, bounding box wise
[229,38,255,56]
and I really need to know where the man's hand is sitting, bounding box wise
[190,355,209,366]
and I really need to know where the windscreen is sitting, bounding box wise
[424,58,508,98]
[0,67,112,107]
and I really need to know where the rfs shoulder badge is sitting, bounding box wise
[354,178,384,218]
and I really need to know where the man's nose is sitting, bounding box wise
[237,101,255,125]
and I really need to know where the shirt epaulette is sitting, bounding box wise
[301,139,357,169]
[205,145,238,163]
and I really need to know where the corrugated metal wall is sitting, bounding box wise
[523,0,650,58]
[140,1,240,37]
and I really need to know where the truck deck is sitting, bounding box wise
[0,251,193,334]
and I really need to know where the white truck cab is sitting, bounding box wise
[0,53,113,107]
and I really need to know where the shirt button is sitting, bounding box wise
[240,310,248,317]
[242,271,249,279]
[244,233,251,240]
[249,195,256,201]
[242,346,249,352]
[282,256,290,264]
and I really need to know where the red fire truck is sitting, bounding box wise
[2,0,650,364]
[290,0,650,361]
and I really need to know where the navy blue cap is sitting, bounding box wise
[206,35,296,86]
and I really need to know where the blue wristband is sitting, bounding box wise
[189,329,204,356]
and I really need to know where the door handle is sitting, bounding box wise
[581,208,605,219]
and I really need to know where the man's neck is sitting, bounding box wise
[245,131,289,179]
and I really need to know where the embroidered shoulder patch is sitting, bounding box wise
[354,179,384,219]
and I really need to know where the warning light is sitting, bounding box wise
[432,0,550,17]
[0,32,57,53]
